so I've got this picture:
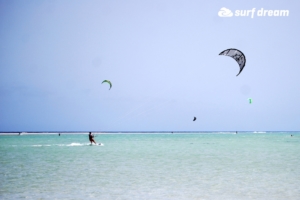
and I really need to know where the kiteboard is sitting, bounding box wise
[89,143,103,146]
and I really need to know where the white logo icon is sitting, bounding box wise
[218,7,233,17]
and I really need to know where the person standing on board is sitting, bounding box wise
[89,132,97,145]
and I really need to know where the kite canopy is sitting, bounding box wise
[219,48,246,76]
[193,117,196,121]
[248,98,252,104]
[102,80,112,90]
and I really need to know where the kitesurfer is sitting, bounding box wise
[89,132,97,144]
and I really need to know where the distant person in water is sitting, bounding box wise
[89,132,96,144]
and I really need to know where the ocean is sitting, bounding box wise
[0,132,299,199]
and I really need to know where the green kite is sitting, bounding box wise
[248,98,252,104]
[102,80,112,90]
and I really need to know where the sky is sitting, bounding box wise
[0,0,299,132]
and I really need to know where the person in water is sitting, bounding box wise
[89,132,97,144]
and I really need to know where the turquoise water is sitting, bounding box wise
[0,132,299,199]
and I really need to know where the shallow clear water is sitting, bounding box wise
[0,132,299,199]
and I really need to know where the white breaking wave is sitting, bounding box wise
[29,143,104,147]
[253,131,266,134]
[67,143,84,146]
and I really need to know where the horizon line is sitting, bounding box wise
[0,131,299,134]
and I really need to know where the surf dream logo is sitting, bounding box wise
[218,7,289,18]
[218,7,233,17]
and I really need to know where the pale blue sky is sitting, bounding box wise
[0,0,299,131]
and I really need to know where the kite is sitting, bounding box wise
[193,117,196,121]
[219,48,246,76]
[248,98,252,104]
[102,80,112,90]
